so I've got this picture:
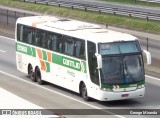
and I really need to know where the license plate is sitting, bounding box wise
[121,94,129,97]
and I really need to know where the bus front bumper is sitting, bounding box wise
[97,87,145,101]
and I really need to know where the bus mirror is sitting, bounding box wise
[143,50,151,65]
[95,53,102,69]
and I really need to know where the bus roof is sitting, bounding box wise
[16,16,137,43]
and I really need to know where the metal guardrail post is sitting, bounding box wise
[146,16,149,21]
[7,10,8,25]
[113,12,116,16]
[99,10,101,14]
[106,24,108,28]
[15,11,16,22]
[147,38,149,51]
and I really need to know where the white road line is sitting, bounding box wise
[145,75,160,81]
[0,87,43,109]
[0,70,125,118]
[0,35,14,40]
[0,87,61,117]
[0,50,6,53]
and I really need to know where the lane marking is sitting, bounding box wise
[0,87,61,117]
[0,50,6,53]
[0,87,43,109]
[145,75,160,81]
[0,70,125,118]
[0,70,101,109]
[0,35,14,41]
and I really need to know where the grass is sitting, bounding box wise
[0,0,160,33]
[101,0,160,7]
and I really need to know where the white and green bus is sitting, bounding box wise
[16,16,151,101]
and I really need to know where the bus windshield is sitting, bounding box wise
[100,55,144,84]
[98,41,144,85]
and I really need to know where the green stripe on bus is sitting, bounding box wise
[31,47,36,57]
[42,50,47,60]
[16,42,36,57]
[101,84,113,89]
[101,80,145,89]
[16,42,87,73]
[45,62,50,72]
[52,53,62,65]
[52,54,87,73]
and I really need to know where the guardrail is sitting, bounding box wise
[22,0,160,21]
[138,0,160,3]
[0,8,34,26]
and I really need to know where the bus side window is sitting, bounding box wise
[51,34,57,51]
[45,32,52,50]
[56,34,64,53]
[41,31,46,48]
[35,30,42,46]
[75,39,85,60]
[17,24,24,42]
[17,24,21,41]
[46,35,51,50]
[22,26,28,43]
[64,36,74,56]
[27,28,34,44]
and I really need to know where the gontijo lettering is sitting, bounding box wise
[63,58,80,70]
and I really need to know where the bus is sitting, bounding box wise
[15,16,151,101]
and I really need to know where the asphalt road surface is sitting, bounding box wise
[0,35,160,118]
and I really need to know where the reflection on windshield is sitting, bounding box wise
[99,41,140,55]
[101,55,144,85]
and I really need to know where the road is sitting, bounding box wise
[26,0,160,14]
[61,0,160,14]
[0,35,160,118]
[24,0,160,20]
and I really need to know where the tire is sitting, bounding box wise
[35,68,44,85]
[28,65,36,82]
[81,83,90,101]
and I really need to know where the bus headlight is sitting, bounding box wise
[101,88,113,92]
[137,84,144,89]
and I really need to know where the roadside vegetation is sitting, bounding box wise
[102,0,160,7]
[0,0,160,33]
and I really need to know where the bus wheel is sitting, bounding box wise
[81,83,90,101]
[35,68,43,85]
[28,65,36,82]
